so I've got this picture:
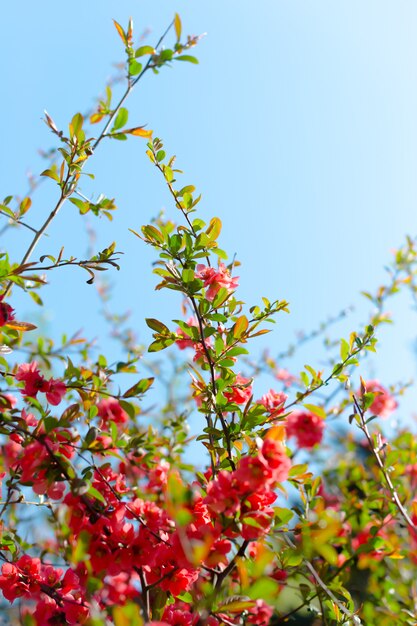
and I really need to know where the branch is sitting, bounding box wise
[352,394,416,531]
[3,20,175,299]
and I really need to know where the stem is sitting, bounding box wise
[189,294,235,471]
[92,19,174,151]
[284,535,360,623]
[353,394,416,531]
[284,336,373,412]
[214,539,249,591]
[136,567,150,622]
[153,158,211,267]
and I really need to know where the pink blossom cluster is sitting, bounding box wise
[224,374,253,405]
[260,389,288,418]
[196,263,239,301]
[0,556,88,624]
[175,316,213,363]
[15,362,66,406]
[204,435,291,540]
[6,426,76,499]
[286,411,325,449]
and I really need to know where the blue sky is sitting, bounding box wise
[3,2,417,427]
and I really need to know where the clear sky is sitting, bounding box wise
[2,1,417,428]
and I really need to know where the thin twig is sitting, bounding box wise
[353,394,416,531]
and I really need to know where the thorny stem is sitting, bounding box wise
[353,394,416,531]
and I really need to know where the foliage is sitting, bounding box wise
[1,13,417,626]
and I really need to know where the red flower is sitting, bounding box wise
[0,301,15,327]
[97,397,128,428]
[45,378,66,405]
[260,389,287,418]
[224,374,253,405]
[15,362,48,398]
[246,599,274,626]
[196,263,239,301]
[260,438,291,483]
[286,411,324,449]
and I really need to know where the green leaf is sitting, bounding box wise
[178,185,196,197]
[86,486,107,505]
[340,338,350,361]
[29,291,43,306]
[72,529,90,564]
[182,268,195,283]
[113,603,143,626]
[118,400,135,421]
[135,45,155,57]
[69,112,84,138]
[141,224,165,244]
[112,107,129,131]
[246,577,279,601]
[123,377,154,398]
[145,318,170,333]
[176,55,199,64]
[164,166,174,182]
[303,403,326,419]
[148,338,175,352]
[128,59,142,76]
[41,168,60,182]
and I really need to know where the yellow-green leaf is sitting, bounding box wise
[206,217,222,241]
[233,315,248,339]
[174,13,182,41]
[303,403,326,419]
[125,126,153,138]
[113,19,127,45]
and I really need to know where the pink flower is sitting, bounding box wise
[204,470,241,516]
[260,389,287,417]
[15,363,66,406]
[275,368,297,387]
[247,599,274,626]
[45,379,66,406]
[286,411,325,449]
[15,362,48,398]
[21,409,38,427]
[360,380,398,419]
[196,263,239,301]
[97,398,128,428]
[260,438,291,483]
[224,374,253,405]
